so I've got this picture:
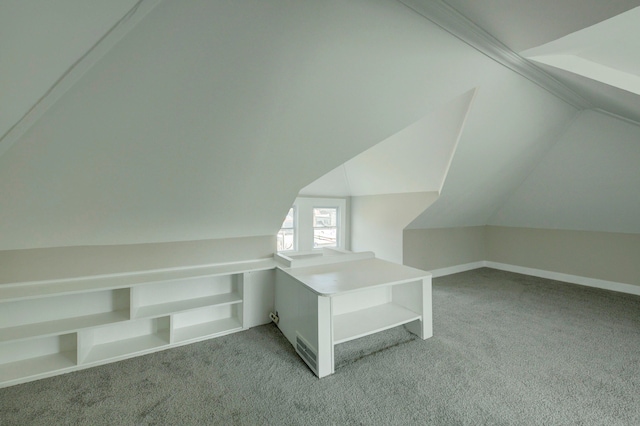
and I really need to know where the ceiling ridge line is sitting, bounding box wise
[396,0,594,111]
[0,0,164,159]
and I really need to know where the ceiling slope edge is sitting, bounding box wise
[436,87,477,193]
[484,109,581,226]
[0,0,164,158]
[396,0,593,110]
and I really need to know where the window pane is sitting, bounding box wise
[313,207,338,248]
[313,208,337,228]
[313,228,337,248]
[277,229,295,251]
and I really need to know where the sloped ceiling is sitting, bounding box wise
[521,7,640,122]
[407,69,578,229]
[0,0,492,250]
[0,0,147,154]
[440,0,640,51]
[489,110,640,233]
[299,89,476,197]
[2,0,640,252]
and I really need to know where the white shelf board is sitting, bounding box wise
[134,292,241,319]
[82,332,169,365]
[333,303,421,344]
[173,317,242,344]
[283,258,430,296]
[0,352,75,383]
[0,310,129,343]
[0,258,276,302]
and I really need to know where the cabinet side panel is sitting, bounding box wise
[274,269,319,350]
[243,269,275,328]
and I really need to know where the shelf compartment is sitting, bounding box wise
[332,303,420,344]
[172,305,242,344]
[80,317,170,365]
[132,275,242,319]
[0,289,130,343]
[0,334,77,384]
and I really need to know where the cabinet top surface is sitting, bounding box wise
[280,258,430,296]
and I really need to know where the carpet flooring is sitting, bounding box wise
[1,268,639,425]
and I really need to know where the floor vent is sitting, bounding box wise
[296,334,317,373]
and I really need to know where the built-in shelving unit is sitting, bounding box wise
[0,259,275,388]
[275,251,432,378]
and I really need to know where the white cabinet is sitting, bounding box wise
[275,253,432,378]
[0,259,274,388]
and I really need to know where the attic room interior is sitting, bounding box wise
[1,0,639,424]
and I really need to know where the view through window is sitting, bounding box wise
[313,207,338,248]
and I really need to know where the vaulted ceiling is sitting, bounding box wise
[1,0,640,251]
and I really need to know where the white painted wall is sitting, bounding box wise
[485,226,640,287]
[403,227,486,272]
[351,192,438,264]
[0,0,495,251]
[0,236,275,284]
[490,110,640,233]
[403,225,640,286]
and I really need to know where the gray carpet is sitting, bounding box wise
[2,268,639,425]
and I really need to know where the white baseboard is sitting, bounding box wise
[484,262,640,296]
[431,261,640,296]
[429,261,485,278]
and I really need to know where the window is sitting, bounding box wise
[277,207,295,251]
[313,207,338,248]
[276,197,347,252]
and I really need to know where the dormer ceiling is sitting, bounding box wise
[440,0,640,52]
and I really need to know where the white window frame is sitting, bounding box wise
[276,206,297,252]
[277,197,348,253]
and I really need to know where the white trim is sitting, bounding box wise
[484,262,640,296]
[429,261,485,278]
[430,260,640,296]
[0,258,276,302]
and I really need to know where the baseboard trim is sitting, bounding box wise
[431,260,640,296]
[484,262,640,296]
[429,261,486,278]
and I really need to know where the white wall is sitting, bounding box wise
[403,227,486,272]
[402,225,640,287]
[0,236,275,284]
[485,226,640,286]
[351,192,437,263]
